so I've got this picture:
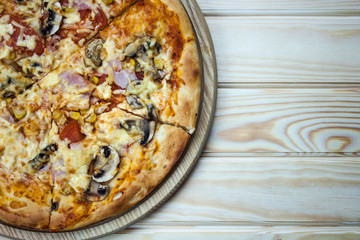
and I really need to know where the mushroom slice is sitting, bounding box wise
[29,143,58,172]
[85,38,105,67]
[124,42,137,58]
[126,94,143,109]
[91,146,120,183]
[140,120,156,145]
[147,104,158,120]
[119,119,137,131]
[83,180,109,202]
[40,2,62,36]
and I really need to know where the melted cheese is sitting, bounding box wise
[103,38,122,62]
[0,15,14,43]
[64,11,81,25]
[16,34,36,50]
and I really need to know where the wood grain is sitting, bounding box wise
[206,88,360,153]
[206,16,360,84]
[135,156,360,223]
[198,0,360,16]
[1,226,360,240]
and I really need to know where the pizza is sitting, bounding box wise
[0,0,200,232]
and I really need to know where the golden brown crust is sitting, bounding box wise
[66,125,190,230]
[160,40,201,131]
[160,0,196,40]
[0,170,51,230]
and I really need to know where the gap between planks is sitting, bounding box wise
[202,9,360,17]
[218,82,360,89]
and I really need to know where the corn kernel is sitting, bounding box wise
[103,0,113,4]
[154,58,164,69]
[85,113,97,123]
[130,58,135,67]
[80,109,88,115]
[6,98,12,104]
[69,111,80,120]
[9,51,16,60]
[14,108,26,120]
[53,110,62,120]
[64,7,73,13]
[90,76,99,85]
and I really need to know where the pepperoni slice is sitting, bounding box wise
[58,6,108,44]
[1,14,45,56]
[59,120,85,143]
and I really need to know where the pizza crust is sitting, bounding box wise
[0,170,51,230]
[160,40,201,132]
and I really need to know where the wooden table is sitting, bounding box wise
[97,1,360,239]
[3,1,360,239]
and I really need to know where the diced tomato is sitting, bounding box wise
[59,120,85,143]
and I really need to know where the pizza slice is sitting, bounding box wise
[0,84,54,230]
[47,105,189,231]
[96,0,201,133]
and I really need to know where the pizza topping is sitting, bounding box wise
[102,0,114,5]
[90,146,120,183]
[40,2,63,36]
[83,180,109,202]
[126,94,143,109]
[59,120,85,143]
[147,104,158,120]
[140,120,156,146]
[113,70,136,89]
[51,201,58,211]
[60,71,89,88]
[29,143,58,172]
[85,38,104,67]
[120,119,156,145]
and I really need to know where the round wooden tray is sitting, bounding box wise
[0,0,217,239]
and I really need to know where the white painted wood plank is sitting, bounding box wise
[197,0,360,15]
[206,17,360,84]
[205,88,360,153]
[134,156,360,223]
[102,226,360,240]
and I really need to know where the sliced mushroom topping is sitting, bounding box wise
[119,119,137,131]
[140,120,156,145]
[40,2,63,36]
[126,94,143,109]
[124,42,138,58]
[90,146,120,183]
[3,91,15,99]
[136,45,148,61]
[29,143,58,172]
[147,104,157,120]
[51,200,58,211]
[85,38,105,67]
[83,180,109,202]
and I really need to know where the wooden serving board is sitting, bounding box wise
[0,0,217,239]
